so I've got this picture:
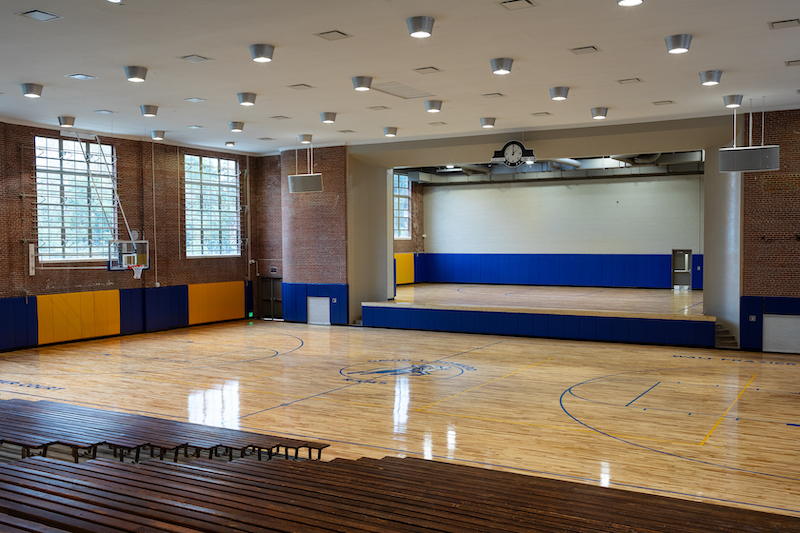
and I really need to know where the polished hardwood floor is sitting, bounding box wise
[392,283,706,317]
[1,305,798,519]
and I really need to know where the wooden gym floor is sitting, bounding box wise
[392,283,706,318]
[0,288,798,519]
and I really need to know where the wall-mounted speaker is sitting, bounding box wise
[719,145,780,172]
[288,173,323,193]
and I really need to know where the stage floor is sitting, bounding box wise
[390,283,706,319]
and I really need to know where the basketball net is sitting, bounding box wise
[129,265,145,279]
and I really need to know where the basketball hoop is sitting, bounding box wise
[129,265,145,279]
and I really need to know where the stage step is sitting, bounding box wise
[715,323,739,349]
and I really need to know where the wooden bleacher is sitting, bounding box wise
[0,455,798,532]
[0,399,329,463]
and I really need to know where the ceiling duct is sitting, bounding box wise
[548,158,582,170]
[611,153,662,165]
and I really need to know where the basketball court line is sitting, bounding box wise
[699,372,757,445]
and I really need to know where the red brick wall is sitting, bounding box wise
[393,182,425,254]
[281,146,347,284]
[0,121,250,298]
[742,108,800,297]
[252,155,282,279]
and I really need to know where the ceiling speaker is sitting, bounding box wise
[719,145,780,172]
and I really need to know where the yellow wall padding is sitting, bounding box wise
[395,253,415,285]
[37,290,120,345]
[188,281,245,325]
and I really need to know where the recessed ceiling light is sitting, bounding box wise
[314,30,352,41]
[407,16,434,38]
[699,70,722,86]
[483,93,506,98]
[238,92,257,106]
[550,87,569,100]
[480,117,496,129]
[769,18,800,30]
[124,66,148,82]
[17,9,63,22]
[225,141,235,147]
[250,44,275,62]
[425,100,443,113]
[21,83,43,98]
[270,115,291,120]
[591,107,608,119]
[414,66,441,75]
[180,54,214,63]
[352,76,373,91]
[107,0,122,3]
[65,73,97,81]
[723,94,743,108]
[531,112,552,117]
[229,122,244,132]
[617,78,644,84]
[186,125,204,129]
[288,84,315,90]
[617,0,643,6]
[185,97,207,103]
[501,0,537,10]
[665,34,692,54]
[94,109,115,114]
[490,58,513,75]
[368,106,390,111]
[653,100,676,106]
[571,46,601,55]
[384,127,398,137]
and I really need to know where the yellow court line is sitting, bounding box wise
[700,372,757,446]
[415,357,553,412]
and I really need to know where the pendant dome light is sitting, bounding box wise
[550,87,569,100]
[58,116,75,128]
[320,112,337,123]
[237,92,257,106]
[124,66,148,82]
[22,83,43,98]
[425,100,443,113]
[699,70,722,86]
[480,117,496,128]
[250,44,275,63]
[150,130,165,140]
[384,127,398,137]
[352,76,373,91]
[140,105,158,117]
[591,107,608,120]
[229,122,244,132]
[665,34,692,54]
[723,95,743,108]
[299,134,312,144]
[490,57,513,75]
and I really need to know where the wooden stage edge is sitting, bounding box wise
[363,300,716,322]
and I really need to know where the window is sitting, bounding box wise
[393,173,411,239]
[184,154,241,257]
[35,136,117,261]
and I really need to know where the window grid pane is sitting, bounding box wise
[184,155,242,257]
[393,173,411,239]
[35,136,118,261]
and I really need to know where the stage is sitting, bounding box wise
[363,284,716,347]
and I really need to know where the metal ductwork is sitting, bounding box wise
[549,158,582,170]
[611,153,662,165]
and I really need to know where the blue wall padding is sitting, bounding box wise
[414,253,679,288]
[764,296,800,315]
[245,281,254,317]
[119,288,145,334]
[692,255,704,289]
[0,297,38,351]
[144,285,189,332]
[282,283,348,324]
[739,296,764,351]
[362,305,715,347]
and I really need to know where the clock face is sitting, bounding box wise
[503,142,524,166]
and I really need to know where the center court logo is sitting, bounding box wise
[340,359,476,384]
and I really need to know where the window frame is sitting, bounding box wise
[34,136,118,262]
[183,154,242,258]
[393,173,412,240]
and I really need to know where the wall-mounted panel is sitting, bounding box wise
[0,297,38,351]
[188,281,245,325]
[394,253,415,285]
[37,290,120,345]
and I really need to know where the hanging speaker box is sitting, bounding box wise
[288,173,323,193]
[719,145,780,172]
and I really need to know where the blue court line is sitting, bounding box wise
[625,382,660,407]
[678,301,704,313]
[789,424,800,427]
[560,368,800,483]
[430,340,505,364]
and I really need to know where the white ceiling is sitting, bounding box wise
[0,0,798,156]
